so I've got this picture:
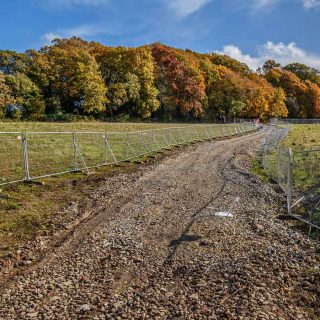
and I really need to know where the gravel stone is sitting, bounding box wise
[0,128,319,320]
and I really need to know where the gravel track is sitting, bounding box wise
[0,129,319,320]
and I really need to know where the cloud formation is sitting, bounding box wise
[220,41,320,70]
[250,0,280,9]
[168,0,212,17]
[301,0,320,8]
[43,0,108,7]
[42,24,107,42]
[233,0,320,11]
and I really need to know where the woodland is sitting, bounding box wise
[0,38,319,122]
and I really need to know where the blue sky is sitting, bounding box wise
[1,0,320,70]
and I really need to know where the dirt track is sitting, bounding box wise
[0,129,319,320]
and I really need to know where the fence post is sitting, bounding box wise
[140,131,143,154]
[223,127,227,137]
[22,132,31,181]
[262,140,268,174]
[152,130,156,150]
[125,132,129,159]
[287,148,294,215]
[204,126,210,139]
[104,133,108,164]
[277,146,281,183]
[72,132,78,171]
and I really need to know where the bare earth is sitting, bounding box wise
[0,129,319,320]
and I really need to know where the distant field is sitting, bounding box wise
[0,121,255,254]
[0,122,190,133]
[281,124,320,192]
[0,122,254,185]
[282,124,320,150]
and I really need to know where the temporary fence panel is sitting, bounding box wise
[26,132,76,179]
[0,123,258,186]
[292,149,320,227]
[262,126,320,229]
[0,132,25,185]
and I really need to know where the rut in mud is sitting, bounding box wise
[0,129,319,320]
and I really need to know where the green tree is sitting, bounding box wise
[0,72,15,118]
[261,60,281,74]
[208,53,251,75]
[100,46,159,118]
[6,73,45,119]
[0,50,29,75]
[284,63,320,85]
[38,40,108,115]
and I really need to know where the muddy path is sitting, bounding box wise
[0,129,319,320]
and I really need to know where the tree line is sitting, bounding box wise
[0,37,319,122]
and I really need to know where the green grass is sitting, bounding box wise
[281,125,320,190]
[256,124,320,231]
[0,121,256,256]
[262,124,320,190]
[0,121,190,133]
[0,157,161,255]
[0,122,253,184]
[282,124,320,150]
[251,157,269,182]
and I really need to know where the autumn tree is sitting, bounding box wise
[260,60,281,74]
[5,73,45,119]
[207,66,287,120]
[35,40,108,115]
[265,68,308,117]
[0,50,29,75]
[0,72,15,118]
[152,44,206,119]
[99,46,159,118]
[305,82,320,117]
[209,53,251,75]
[284,63,320,85]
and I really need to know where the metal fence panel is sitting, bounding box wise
[262,126,320,229]
[76,132,106,169]
[292,149,320,227]
[26,132,75,179]
[0,132,25,185]
[0,123,258,186]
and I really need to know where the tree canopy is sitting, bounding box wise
[0,37,319,121]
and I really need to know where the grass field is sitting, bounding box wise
[282,124,320,150]
[0,155,165,256]
[0,122,252,185]
[0,121,256,256]
[0,121,190,133]
[261,124,320,190]
[255,124,320,191]
[282,125,320,227]
[252,123,320,230]
[281,125,320,190]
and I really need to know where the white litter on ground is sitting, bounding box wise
[214,211,234,218]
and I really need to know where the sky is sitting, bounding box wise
[0,0,320,70]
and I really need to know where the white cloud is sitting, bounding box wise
[42,32,61,43]
[229,0,281,12]
[250,0,280,9]
[168,0,212,17]
[301,0,320,8]
[43,0,108,7]
[232,0,320,11]
[220,45,261,70]
[219,41,320,70]
[42,24,107,43]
